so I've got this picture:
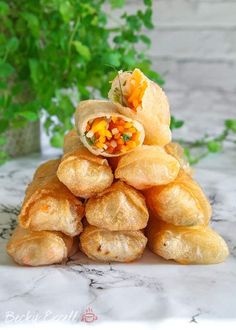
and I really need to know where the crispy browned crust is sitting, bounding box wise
[144,170,212,226]
[115,145,180,190]
[80,224,147,263]
[7,226,75,266]
[57,130,113,198]
[164,142,193,176]
[146,215,229,264]
[19,159,84,236]
[85,181,149,231]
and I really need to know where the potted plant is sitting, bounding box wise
[0,0,162,164]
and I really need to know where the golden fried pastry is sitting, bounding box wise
[165,142,193,176]
[115,145,180,190]
[108,68,171,146]
[145,170,212,226]
[19,159,84,236]
[85,181,149,231]
[7,226,75,266]
[74,100,145,157]
[57,130,113,198]
[146,216,229,264]
[80,224,147,262]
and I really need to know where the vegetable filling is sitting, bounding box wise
[118,69,147,112]
[85,116,140,154]
[126,69,147,112]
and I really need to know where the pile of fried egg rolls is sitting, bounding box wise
[7,68,229,266]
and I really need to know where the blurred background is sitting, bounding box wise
[0,0,235,162]
[148,0,236,139]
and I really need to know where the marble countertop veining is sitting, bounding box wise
[0,146,236,328]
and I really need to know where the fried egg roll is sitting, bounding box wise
[80,224,147,262]
[145,170,212,226]
[115,145,180,190]
[85,181,149,231]
[19,160,84,236]
[57,130,113,198]
[146,216,229,264]
[74,100,145,157]
[165,142,193,176]
[108,68,171,146]
[7,226,75,266]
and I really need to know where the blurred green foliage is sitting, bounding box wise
[0,0,161,160]
[0,0,235,165]
[176,119,236,165]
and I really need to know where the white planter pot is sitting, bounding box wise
[3,121,40,157]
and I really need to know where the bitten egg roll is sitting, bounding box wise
[7,226,75,266]
[165,142,193,176]
[80,224,147,262]
[74,100,145,157]
[19,160,84,236]
[108,68,171,146]
[144,170,212,226]
[146,216,229,264]
[57,130,113,198]
[115,145,180,190]
[85,181,149,231]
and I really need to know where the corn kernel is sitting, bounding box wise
[124,122,132,129]
[95,142,104,149]
[104,130,112,138]
[99,136,106,143]
[129,127,137,133]
[126,141,136,149]
[92,119,107,133]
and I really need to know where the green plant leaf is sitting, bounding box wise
[122,49,136,67]
[44,117,54,134]
[0,81,7,89]
[0,135,7,146]
[141,8,154,29]
[126,15,142,30]
[0,119,9,133]
[0,150,8,165]
[0,62,14,78]
[7,37,19,54]
[144,0,152,6]
[73,41,91,61]
[103,52,121,67]
[207,141,222,153]
[225,119,236,133]
[50,132,64,148]
[59,1,73,22]
[21,12,40,37]
[20,111,38,121]
[29,59,40,84]
[170,116,185,130]
[140,34,151,47]
[0,1,9,16]
[109,0,125,9]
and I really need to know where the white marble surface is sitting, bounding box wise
[0,145,236,329]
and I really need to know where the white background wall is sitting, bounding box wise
[131,0,236,139]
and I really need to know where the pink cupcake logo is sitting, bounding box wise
[81,307,98,323]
